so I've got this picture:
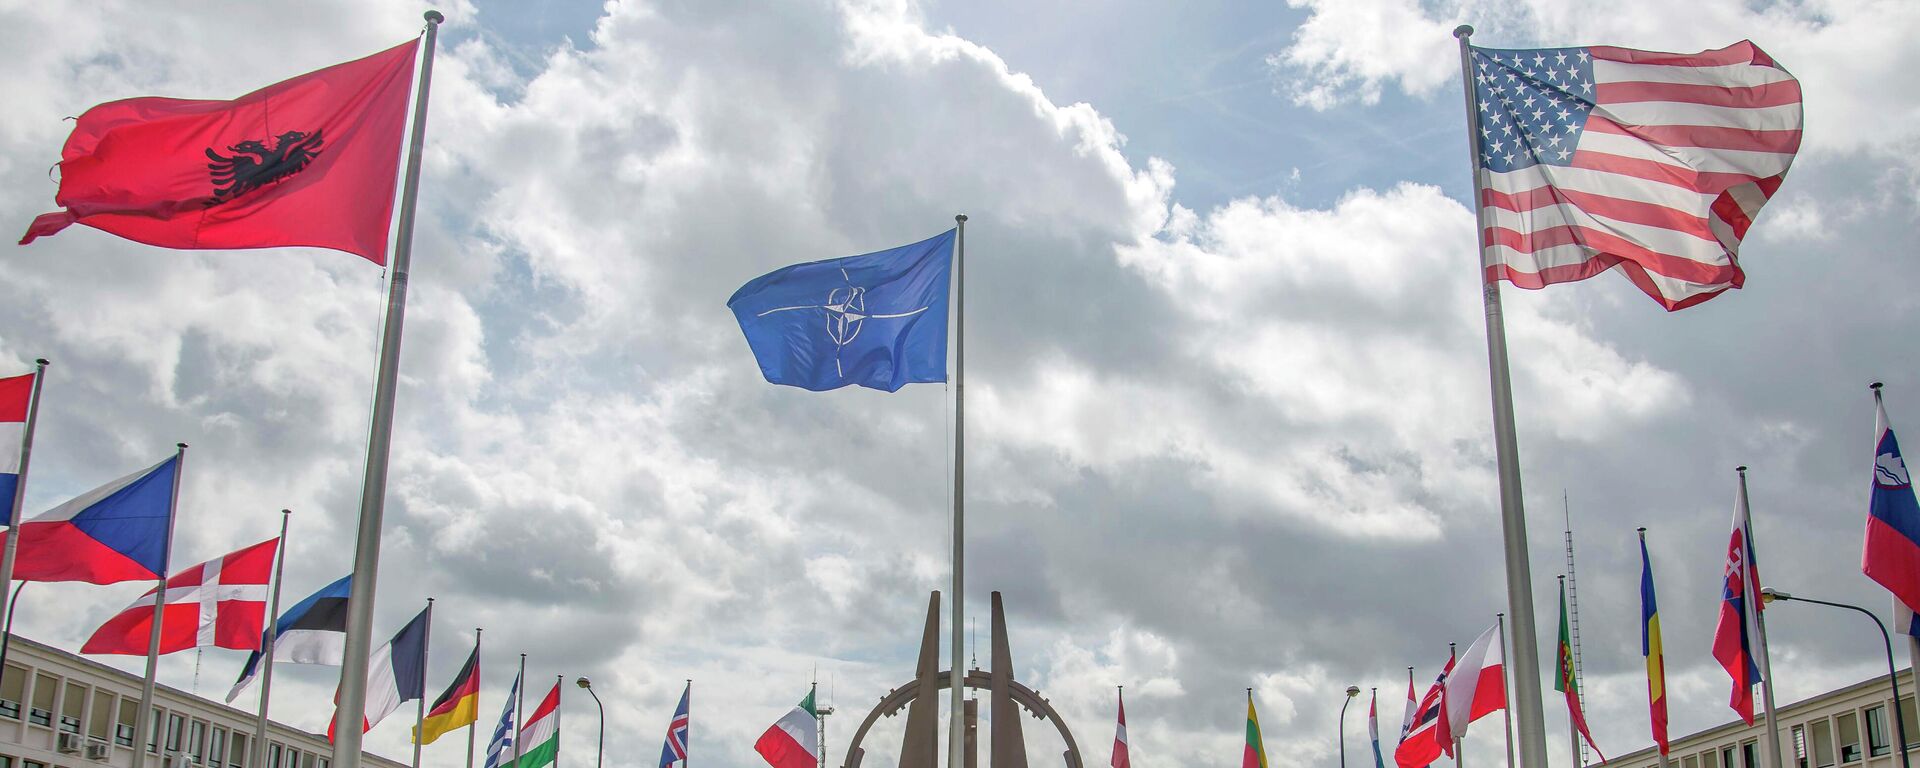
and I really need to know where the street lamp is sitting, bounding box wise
[576,677,605,768]
[1761,589,1913,768]
[1340,685,1361,768]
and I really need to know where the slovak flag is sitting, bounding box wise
[1437,623,1506,757]
[1712,473,1765,724]
[0,371,39,508]
[0,455,179,584]
[1864,394,1920,617]
[80,537,277,655]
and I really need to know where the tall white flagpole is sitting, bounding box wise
[1737,467,1786,768]
[336,12,443,768]
[514,654,526,768]
[253,510,292,768]
[1873,384,1920,675]
[1451,26,1549,768]
[1497,613,1514,768]
[949,214,967,768]
[134,443,186,768]
[0,359,48,645]
[467,628,482,768]
[412,599,435,768]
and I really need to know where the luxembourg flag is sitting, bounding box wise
[0,454,179,584]
[0,369,41,510]
[1865,390,1920,618]
[1369,689,1385,768]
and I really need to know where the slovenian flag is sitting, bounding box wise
[0,370,39,509]
[1,455,179,584]
[228,575,352,702]
[1865,393,1920,620]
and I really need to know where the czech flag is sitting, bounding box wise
[0,455,178,584]
[1711,473,1764,724]
[0,370,39,509]
[1864,394,1920,615]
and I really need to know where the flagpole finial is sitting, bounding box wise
[1737,465,1748,474]
[177,442,188,449]
[955,214,967,223]
[34,358,47,367]
[1453,25,1474,39]
[1637,526,1647,533]
[424,10,444,24]
[1872,381,1885,392]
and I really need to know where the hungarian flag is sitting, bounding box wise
[1243,692,1267,768]
[1556,582,1605,763]
[517,681,562,768]
[753,689,819,768]
[19,39,419,265]
[80,537,277,655]
[415,643,480,746]
[1110,689,1129,768]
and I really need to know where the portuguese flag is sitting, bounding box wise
[754,688,819,768]
[1243,692,1267,768]
[1557,581,1606,763]
[414,644,479,745]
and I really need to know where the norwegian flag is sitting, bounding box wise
[1469,41,1802,310]
[80,537,277,655]
[1394,656,1453,768]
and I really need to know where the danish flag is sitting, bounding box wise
[81,537,278,655]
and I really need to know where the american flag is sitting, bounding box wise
[658,683,690,768]
[1470,41,1802,310]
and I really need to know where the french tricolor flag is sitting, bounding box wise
[0,369,41,510]
[1865,392,1920,623]
[0,455,179,584]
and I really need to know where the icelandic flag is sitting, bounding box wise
[1711,477,1765,725]
[0,371,37,509]
[659,682,690,768]
[227,574,352,702]
[1,455,178,584]
[330,605,430,739]
[727,229,954,392]
[482,671,520,768]
[1864,396,1920,621]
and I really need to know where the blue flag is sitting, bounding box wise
[727,229,954,392]
[658,682,690,768]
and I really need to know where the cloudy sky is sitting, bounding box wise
[2,0,1918,766]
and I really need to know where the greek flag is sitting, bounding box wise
[482,671,520,768]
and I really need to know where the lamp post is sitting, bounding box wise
[1340,685,1361,768]
[1761,589,1913,768]
[576,678,604,768]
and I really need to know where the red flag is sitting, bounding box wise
[1111,689,1129,768]
[80,537,278,655]
[20,39,420,265]
[1395,656,1453,768]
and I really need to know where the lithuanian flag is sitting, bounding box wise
[1243,690,1267,768]
[414,644,480,745]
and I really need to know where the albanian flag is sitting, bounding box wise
[20,38,420,265]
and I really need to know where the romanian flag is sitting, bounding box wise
[1641,532,1669,757]
[415,644,480,745]
[1556,582,1604,763]
[1243,691,1267,768]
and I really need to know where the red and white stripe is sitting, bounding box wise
[1111,689,1129,768]
[79,537,277,655]
[1481,40,1802,310]
[1437,622,1506,754]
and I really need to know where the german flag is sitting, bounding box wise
[414,645,479,745]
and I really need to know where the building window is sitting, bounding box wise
[1,755,13,768]
[115,700,136,747]
[0,663,23,720]
[1813,718,1837,768]
[1902,696,1920,749]
[1869,706,1892,757]
[268,742,282,768]
[1794,725,1809,768]
[1704,749,1721,768]
[188,721,206,762]
[147,707,161,752]
[1722,746,1738,768]
[59,682,84,735]
[1744,741,1761,768]
[228,732,247,768]
[284,747,298,768]
[1684,755,1699,768]
[166,713,184,752]
[25,760,46,768]
[209,728,226,767]
[317,759,328,768]
[29,673,56,727]
[88,691,112,740]
[1838,710,1863,763]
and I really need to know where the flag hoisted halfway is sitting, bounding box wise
[482,671,520,768]
[19,40,421,265]
[229,575,352,702]
[0,455,180,584]
[727,229,955,392]
[754,689,819,768]
[1557,581,1605,762]
[1468,41,1802,310]
[415,642,480,745]
[1641,530,1670,757]
[515,681,560,768]
[81,537,277,655]
[1243,692,1267,768]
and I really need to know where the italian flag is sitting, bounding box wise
[754,689,819,768]
[514,682,561,768]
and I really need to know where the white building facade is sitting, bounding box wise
[1612,669,1919,768]
[0,636,405,768]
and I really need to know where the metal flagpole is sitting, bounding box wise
[1738,467,1786,768]
[1497,614,1514,768]
[682,679,689,768]
[336,12,442,768]
[135,443,186,768]
[254,510,292,768]
[0,358,48,669]
[949,214,967,768]
[412,599,435,768]
[557,676,565,768]
[467,628,482,768]
[1559,576,1580,768]
[514,654,526,768]
[1451,26,1549,768]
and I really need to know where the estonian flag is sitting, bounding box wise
[227,575,352,702]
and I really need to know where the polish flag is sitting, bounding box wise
[81,538,277,655]
[1437,623,1506,755]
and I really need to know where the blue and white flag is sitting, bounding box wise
[482,671,521,768]
[332,605,430,738]
[658,682,690,768]
[727,229,954,392]
[227,574,351,702]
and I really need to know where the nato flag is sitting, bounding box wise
[728,229,954,392]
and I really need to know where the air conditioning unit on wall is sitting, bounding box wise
[57,731,84,753]
[84,742,111,761]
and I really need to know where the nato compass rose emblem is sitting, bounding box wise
[757,268,931,378]
[1878,446,1911,489]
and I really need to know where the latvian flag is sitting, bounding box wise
[1470,41,1802,310]
[0,370,38,508]
[754,689,819,768]
[81,538,277,655]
